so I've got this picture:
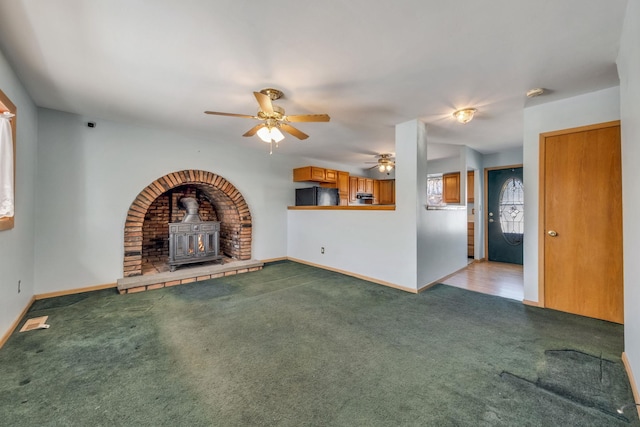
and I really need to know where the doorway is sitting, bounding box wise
[486,167,524,264]
[539,121,622,324]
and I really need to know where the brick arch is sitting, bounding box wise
[123,170,252,277]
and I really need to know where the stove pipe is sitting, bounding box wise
[180,197,202,223]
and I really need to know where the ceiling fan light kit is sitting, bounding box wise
[453,108,477,124]
[378,163,393,173]
[204,88,330,154]
[257,126,284,143]
[366,153,395,173]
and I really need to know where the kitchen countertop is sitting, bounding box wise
[288,205,395,210]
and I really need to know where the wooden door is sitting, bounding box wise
[540,121,622,324]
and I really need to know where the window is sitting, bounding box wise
[0,89,16,231]
[499,177,524,244]
[427,174,444,207]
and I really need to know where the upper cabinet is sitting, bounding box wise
[467,171,474,203]
[294,166,336,183]
[293,166,395,206]
[443,172,461,204]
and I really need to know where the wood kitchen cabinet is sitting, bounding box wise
[372,180,380,204]
[467,171,474,203]
[467,222,474,257]
[294,166,325,182]
[349,176,358,203]
[365,178,374,194]
[337,171,349,205]
[443,172,461,204]
[293,166,337,183]
[378,179,395,205]
[325,169,337,183]
[357,177,366,193]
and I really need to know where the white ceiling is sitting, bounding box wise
[0,0,628,168]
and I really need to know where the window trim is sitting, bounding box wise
[0,89,16,231]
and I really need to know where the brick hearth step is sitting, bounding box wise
[116,259,264,294]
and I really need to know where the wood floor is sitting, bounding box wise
[441,260,524,301]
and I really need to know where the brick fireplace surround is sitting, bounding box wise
[117,170,262,293]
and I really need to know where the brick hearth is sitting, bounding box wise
[123,170,253,278]
[117,259,264,294]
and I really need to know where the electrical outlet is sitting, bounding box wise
[321,247,325,254]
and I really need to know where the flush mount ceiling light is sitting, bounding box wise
[526,88,545,98]
[453,108,477,124]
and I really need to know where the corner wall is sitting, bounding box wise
[0,48,38,337]
[618,0,640,397]
[34,108,302,294]
[522,87,620,303]
[286,120,422,290]
[418,143,467,286]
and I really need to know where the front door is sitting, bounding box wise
[487,167,524,264]
[541,121,622,324]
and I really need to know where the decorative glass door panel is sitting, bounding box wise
[487,167,523,264]
[498,177,524,245]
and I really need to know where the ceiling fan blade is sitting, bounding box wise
[253,92,274,115]
[205,111,257,119]
[280,123,309,140]
[243,123,265,137]
[284,114,330,123]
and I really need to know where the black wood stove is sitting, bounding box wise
[168,197,222,271]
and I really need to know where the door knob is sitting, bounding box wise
[489,218,494,223]
[547,230,558,237]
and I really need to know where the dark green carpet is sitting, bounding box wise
[1,261,637,426]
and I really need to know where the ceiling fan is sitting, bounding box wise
[204,88,330,152]
[366,154,396,173]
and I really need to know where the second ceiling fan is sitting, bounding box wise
[205,88,330,148]
[366,154,395,172]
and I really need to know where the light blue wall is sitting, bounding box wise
[0,48,38,336]
[33,108,307,294]
[482,146,522,169]
[287,120,422,290]
[618,0,640,396]
[419,129,467,287]
[522,87,620,303]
